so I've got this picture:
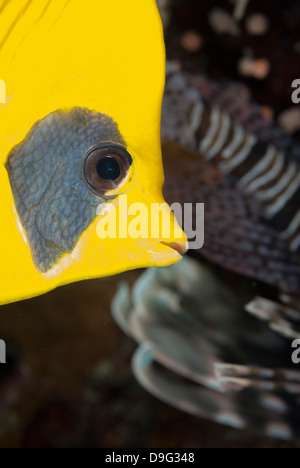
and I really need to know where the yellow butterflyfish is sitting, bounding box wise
[0,0,188,305]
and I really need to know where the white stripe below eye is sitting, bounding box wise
[219,134,257,174]
[222,124,245,159]
[200,107,221,153]
[282,210,300,239]
[238,145,277,190]
[258,161,297,202]
[247,150,285,194]
[290,233,300,252]
[206,114,232,160]
[266,171,300,218]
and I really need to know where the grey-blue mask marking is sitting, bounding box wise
[5,107,126,273]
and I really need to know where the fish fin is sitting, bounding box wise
[112,258,300,439]
[163,64,300,263]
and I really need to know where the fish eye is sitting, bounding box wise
[83,145,132,195]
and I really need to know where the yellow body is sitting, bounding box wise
[0,0,187,305]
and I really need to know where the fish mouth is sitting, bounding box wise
[160,241,189,256]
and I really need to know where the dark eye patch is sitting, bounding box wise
[97,157,121,181]
[5,107,129,273]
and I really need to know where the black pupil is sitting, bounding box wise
[96,157,121,181]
